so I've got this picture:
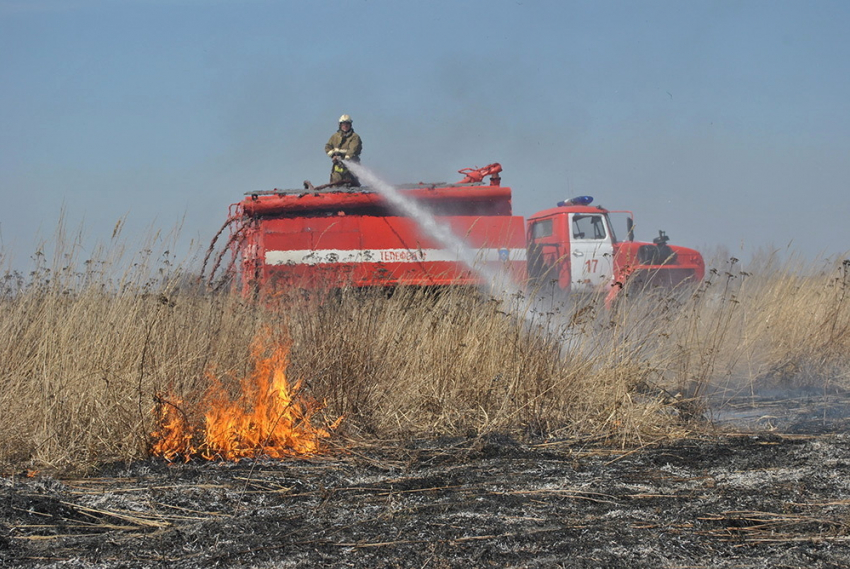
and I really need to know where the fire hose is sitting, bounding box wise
[200,209,249,290]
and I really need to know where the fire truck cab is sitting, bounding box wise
[526,196,705,302]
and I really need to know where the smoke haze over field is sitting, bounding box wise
[2,0,849,268]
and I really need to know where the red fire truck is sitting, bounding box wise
[206,164,704,303]
[526,196,705,304]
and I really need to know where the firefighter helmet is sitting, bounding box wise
[338,114,352,124]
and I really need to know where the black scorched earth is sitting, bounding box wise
[2,397,850,568]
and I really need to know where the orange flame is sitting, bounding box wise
[150,335,341,462]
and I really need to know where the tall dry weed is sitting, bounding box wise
[615,253,850,405]
[1,235,848,473]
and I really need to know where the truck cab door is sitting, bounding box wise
[527,215,570,292]
[569,212,614,293]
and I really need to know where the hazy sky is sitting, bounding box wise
[2,0,849,269]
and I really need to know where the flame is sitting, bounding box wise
[150,396,196,462]
[150,335,341,462]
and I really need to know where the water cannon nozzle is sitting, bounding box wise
[653,230,670,246]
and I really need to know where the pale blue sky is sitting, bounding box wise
[2,0,849,269]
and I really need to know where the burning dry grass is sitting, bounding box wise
[150,330,341,462]
[1,239,849,474]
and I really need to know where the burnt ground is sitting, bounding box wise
[2,395,850,568]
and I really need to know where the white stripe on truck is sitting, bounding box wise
[265,248,527,266]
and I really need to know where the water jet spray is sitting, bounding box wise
[343,160,522,301]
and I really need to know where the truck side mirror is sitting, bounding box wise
[626,218,635,242]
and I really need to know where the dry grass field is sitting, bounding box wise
[1,235,848,476]
[3,237,850,567]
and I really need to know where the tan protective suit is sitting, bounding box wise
[325,129,362,185]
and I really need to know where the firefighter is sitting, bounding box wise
[325,114,362,186]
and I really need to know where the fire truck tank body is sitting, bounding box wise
[236,182,525,291]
